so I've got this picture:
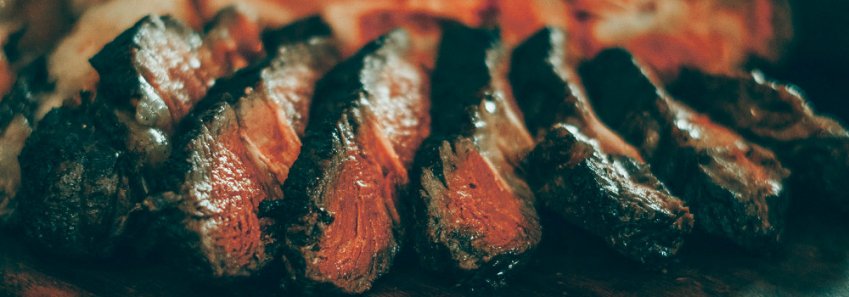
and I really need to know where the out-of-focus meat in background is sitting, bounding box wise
[0,0,846,121]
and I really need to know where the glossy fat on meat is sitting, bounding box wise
[409,21,540,286]
[510,27,692,263]
[579,48,790,249]
[668,69,849,214]
[195,0,322,27]
[157,17,337,279]
[279,30,429,294]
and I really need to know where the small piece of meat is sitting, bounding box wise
[0,59,50,224]
[17,103,142,258]
[510,27,693,263]
[154,18,337,279]
[668,68,849,214]
[579,49,790,249]
[277,30,429,294]
[409,21,540,287]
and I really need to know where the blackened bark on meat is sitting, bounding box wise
[510,28,693,263]
[15,11,263,259]
[0,58,49,223]
[579,49,790,249]
[153,20,337,280]
[409,21,540,287]
[668,69,849,214]
[17,103,143,257]
[276,29,430,294]
[525,125,693,263]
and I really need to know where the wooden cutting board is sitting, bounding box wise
[2,203,847,297]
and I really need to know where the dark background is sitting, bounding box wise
[767,0,849,122]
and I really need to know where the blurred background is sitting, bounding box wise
[765,0,849,122]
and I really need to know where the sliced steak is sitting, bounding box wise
[408,21,540,286]
[579,49,790,249]
[16,11,262,258]
[155,17,337,279]
[511,27,693,263]
[275,29,430,294]
[668,68,849,213]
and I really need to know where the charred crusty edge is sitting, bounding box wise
[409,21,540,286]
[668,69,849,213]
[277,29,430,294]
[14,11,262,259]
[153,17,337,279]
[511,27,693,263]
[579,48,790,249]
[17,101,141,258]
[89,11,263,174]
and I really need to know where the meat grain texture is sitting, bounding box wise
[408,21,541,287]
[275,29,430,294]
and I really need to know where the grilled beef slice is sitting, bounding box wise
[89,11,263,176]
[156,18,338,279]
[510,28,693,263]
[277,29,430,294]
[579,49,790,249]
[0,59,50,223]
[15,12,262,258]
[668,69,849,213]
[408,22,540,286]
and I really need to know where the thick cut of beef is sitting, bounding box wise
[89,11,263,174]
[276,29,430,294]
[668,69,849,213]
[0,59,49,223]
[510,27,693,263]
[155,18,337,279]
[579,49,790,249]
[16,11,262,258]
[409,21,540,287]
[17,103,141,257]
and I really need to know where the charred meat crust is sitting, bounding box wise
[668,69,849,213]
[17,103,142,258]
[409,21,540,286]
[510,27,693,263]
[277,30,429,294]
[156,19,337,280]
[579,49,790,249]
[525,125,693,263]
[14,11,262,259]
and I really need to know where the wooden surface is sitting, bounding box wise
[2,204,848,297]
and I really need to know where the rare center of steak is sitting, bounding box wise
[408,21,541,287]
[276,29,429,294]
[156,16,338,279]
